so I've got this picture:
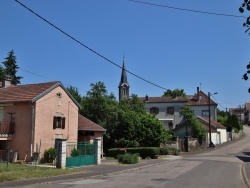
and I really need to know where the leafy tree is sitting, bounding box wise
[67,86,83,105]
[0,65,4,80]
[226,114,233,132]
[239,1,250,92]
[180,105,206,139]
[79,82,172,150]
[81,81,117,128]
[232,114,241,132]
[217,109,229,126]
[163,89,186,97]
[2,50,23,84]
[113,95,171,147]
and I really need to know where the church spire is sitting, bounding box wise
[120,56,128,85]
[118,56,130,101]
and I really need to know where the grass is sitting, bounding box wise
[0,163,80,182]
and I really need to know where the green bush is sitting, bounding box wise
[117,153,140,164]
[160,146,180,156]
[108,147,160,159]
[44,147,56,163]
[70,148,80,157]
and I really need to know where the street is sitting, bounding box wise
[25,126,250,188]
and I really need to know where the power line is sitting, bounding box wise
[14,0,167,91]
[128,0,247,18]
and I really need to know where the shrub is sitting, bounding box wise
[44,147,56,163]
[70,148,80,157]
[160,146,180,156]
[108,147,160,159]
[117,153,140,164]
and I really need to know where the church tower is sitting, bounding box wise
[118,57,130,101]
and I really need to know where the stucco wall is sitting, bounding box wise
[144,102,186,128]
[191,105,217,121]
[217,129,227,143]
[34,86,79,160]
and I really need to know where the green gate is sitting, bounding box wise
[66,142,96,168]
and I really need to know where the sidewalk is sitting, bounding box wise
[0,156,182,188]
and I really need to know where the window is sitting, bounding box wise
[150,107,159,114]
[167,107,174,115]
[53,116,65,129]
[202,110,209,117]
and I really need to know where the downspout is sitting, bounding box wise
[30,102,35,158]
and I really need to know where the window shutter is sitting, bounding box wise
[62,117,66,129]
[53,117,56,129]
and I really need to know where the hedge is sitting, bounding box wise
[108,147,160,159]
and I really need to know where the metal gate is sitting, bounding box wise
[66,142,96,168]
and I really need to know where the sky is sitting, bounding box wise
[0,0,250,110]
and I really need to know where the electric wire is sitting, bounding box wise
[211,95,227,110]
[128,0,248,18]
[15,0,167,91]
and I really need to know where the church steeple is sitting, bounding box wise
[118,56,130,101]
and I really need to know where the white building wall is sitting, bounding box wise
[144,102,186,129]
[217,129,227,143]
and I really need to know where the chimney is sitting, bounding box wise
[145,95,148,102]
[197,87,200,102]
[1,76,12,88]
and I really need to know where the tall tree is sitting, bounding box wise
[2,50,23,84]
[67,86,82,105]
[113,95,171,147]
[81,81,117,128]
[81,82,172,149]
[180,105,206,139]
[163,89,186,97]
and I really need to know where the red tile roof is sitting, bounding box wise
[187,91,217,106]
[139,96,188,103]
[197,116,226,129]
[78,114,106,132]
[0,82,58,103]
[0,81,81,108]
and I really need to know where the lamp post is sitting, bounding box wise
[208,92,217,147]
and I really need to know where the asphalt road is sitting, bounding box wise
[22,126,250,188]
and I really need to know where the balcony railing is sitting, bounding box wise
[0,122,15,136]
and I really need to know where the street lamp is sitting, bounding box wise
[208,92,217,147]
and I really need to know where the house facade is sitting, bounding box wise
[187,88,217,121]
[139,96,188,130]
[139,87,218,132]
[0,81,81,162]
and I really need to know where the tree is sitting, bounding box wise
[2,50,23,84]
[80,82,172,149]
[232,114,241,132]
[112,95,172,147]
[81,81,117,128]
[226,114,233,132]
[67,86,83,105]
[163,89,186,97]
[180,105,206,140]
[217,109,229,126]
[239,1,250,92]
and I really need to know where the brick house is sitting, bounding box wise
[0,80,104,162]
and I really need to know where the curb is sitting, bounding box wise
[242,162,250,188]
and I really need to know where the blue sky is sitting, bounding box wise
[1,0,250,110]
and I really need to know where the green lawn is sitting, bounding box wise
[0,163,80,182]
